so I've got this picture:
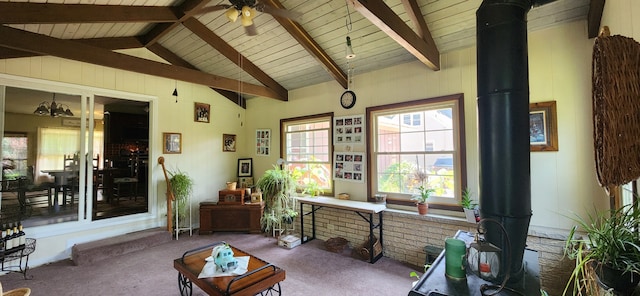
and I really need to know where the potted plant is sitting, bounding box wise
[461,187,479,223]
[411,185,434,215]
[563,200,640,295]
[282,208,299,224]
[169,169,194,230]
[256,165,298,235]
[302,180,323,197]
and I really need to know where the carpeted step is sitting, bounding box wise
[71,228,172,266]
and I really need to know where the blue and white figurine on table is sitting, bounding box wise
[212,244,238,272]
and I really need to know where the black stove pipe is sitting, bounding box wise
[476,0,553,284]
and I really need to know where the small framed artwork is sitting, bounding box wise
[223,134,237,152]
[238,177,254,188]
[256,129,271,156]
[163,132,182,154]
[238,158,253,177]
[529,101,558,152]
[194,102,210,123]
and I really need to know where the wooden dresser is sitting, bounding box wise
[199,202,264,234]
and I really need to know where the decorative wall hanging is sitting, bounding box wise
[529,101,558,152]
[256,129,271,156]
[237,158,253,177]
[592,32,640,191]
[163,132,182,154]
[194,102,210,123]
[223,134,236,152]
[334,152,365,183]
[334,115,364,145]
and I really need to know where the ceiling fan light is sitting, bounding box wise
[240,14,254,27]
[241,6,256,18]
[225,7,239,22]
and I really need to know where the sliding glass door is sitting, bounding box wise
[0,85,150,227]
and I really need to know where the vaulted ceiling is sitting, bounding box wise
[0,0,602,108]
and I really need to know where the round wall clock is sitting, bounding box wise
[340,90,356,109]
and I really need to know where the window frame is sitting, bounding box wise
[366,93,467,210]
[281,112,334,196]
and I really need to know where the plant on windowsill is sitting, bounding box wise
[411,185,434,216]
[256,165,298,236]
[461,187,479,223]
[302,180,323,197]
[563,199,640,295]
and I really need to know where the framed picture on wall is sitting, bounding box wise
[223,134,236,152]
[194,102,210,123]
[238,158,253,177]
[256,129,271,156]
[529,101,558,152]
[333,152,365,183]
[334,115,364,145]
[163,132,182,154]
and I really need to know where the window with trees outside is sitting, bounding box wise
[281,113,333,195]
[367,94,466,208]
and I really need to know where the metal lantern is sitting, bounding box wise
[467,234,502,282]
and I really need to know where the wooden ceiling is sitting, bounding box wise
[0,0,600,108]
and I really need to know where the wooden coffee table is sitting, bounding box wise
[174,242,286,296]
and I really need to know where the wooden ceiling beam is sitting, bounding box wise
[588,0,606,38]
[401,0,435,45]
[139,0,212,46]
[182,18,288,101]
[0,26,283,100]
[0,37,144,59]
[353,0,440,71]
[146,43,247,108]
[0,3,178,24]
[262,0,348,89]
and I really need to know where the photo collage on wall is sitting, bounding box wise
[334,152,365,183]
[256,129,270,156]
[334,115,364,144]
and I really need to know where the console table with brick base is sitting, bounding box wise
[199,202,264,234]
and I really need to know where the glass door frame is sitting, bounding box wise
[0,73,158,236]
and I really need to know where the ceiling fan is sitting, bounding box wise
[197,0,301,36]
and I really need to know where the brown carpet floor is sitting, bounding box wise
[0,232,416,295]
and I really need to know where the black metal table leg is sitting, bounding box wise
[178,272,192,296]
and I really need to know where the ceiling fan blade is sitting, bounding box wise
[244,24,259,36]
[258,4,302,21]
[195,4,232,14]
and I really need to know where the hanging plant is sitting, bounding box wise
[256,165,298,234]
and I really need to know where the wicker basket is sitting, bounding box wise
[325,237,349,253]
[358,235,382,260]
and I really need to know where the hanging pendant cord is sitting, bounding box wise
[345,0,353,33]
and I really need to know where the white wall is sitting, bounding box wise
[245,19,608,234]
[0,49,249,265]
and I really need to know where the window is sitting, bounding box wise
[1,132,28,179]
[282,113,333,195]
[36,127,104,182]
[367,94,466,207]
[403,113,421,126]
